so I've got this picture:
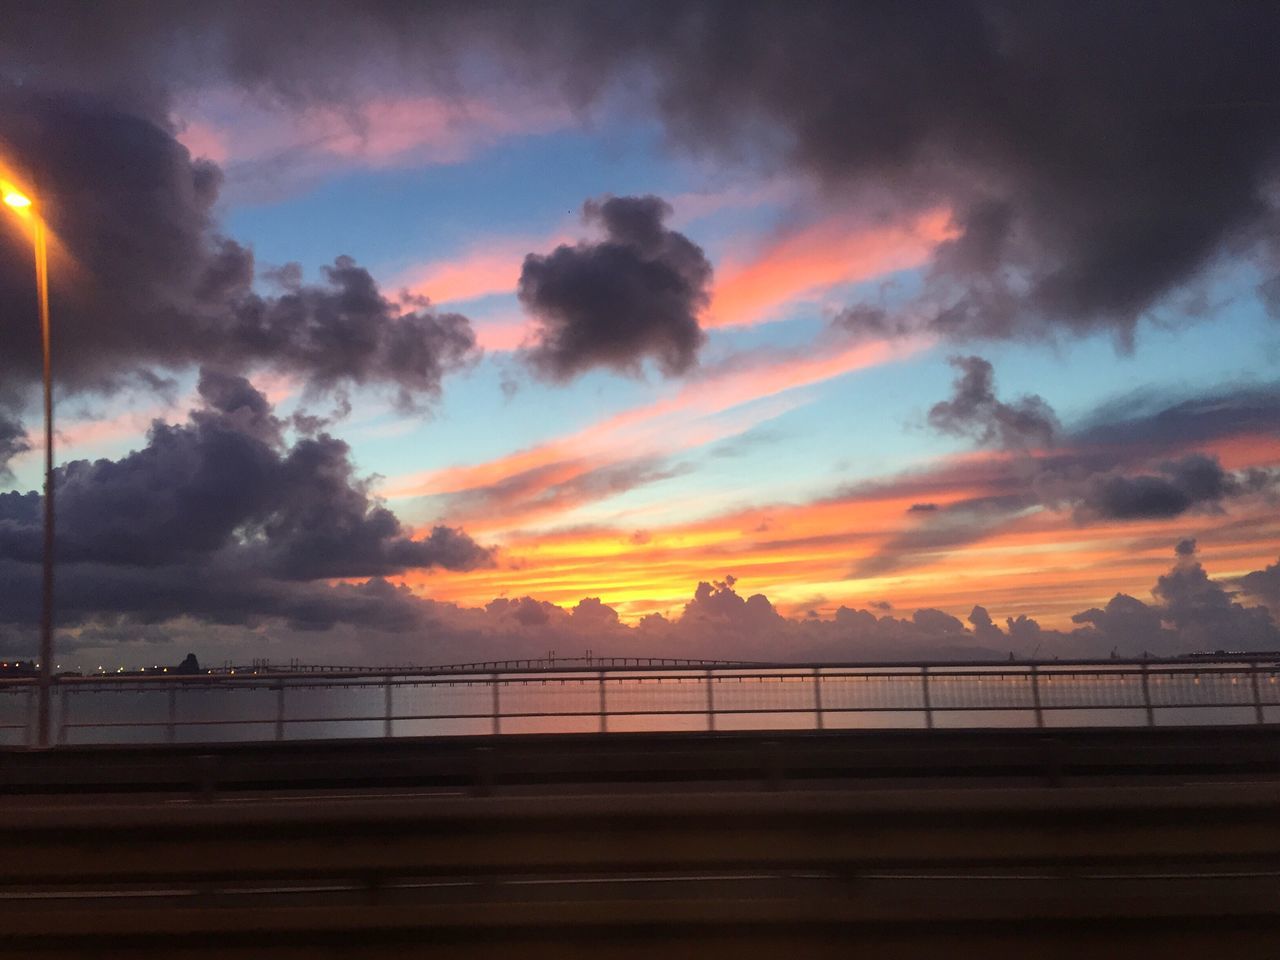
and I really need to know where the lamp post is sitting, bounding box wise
[3,183,55,748]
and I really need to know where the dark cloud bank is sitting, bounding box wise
[0,372,490,637]
[854,358,1280,578]
[3,2,1278,422]
[6,1,1280,347]
[0,87,477,471]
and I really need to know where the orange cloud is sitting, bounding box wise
[401,418,1280,630]
[409,481,1280,631]
[706,208,956,328]
[383,337,928,520]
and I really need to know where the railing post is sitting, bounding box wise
[276,683,286,741]
[384,678,393,739]
[705,668,716,732]
[921,665,934,730]
[167,686,178,744]
[812,666,824,731]
[598,670,608,734]
[56,684,68,745]
[1140,663,1155,727]
[26,687,36,747]
[1030,664,1044,729]
[491,672,501,735]
[1250,665,1265,726]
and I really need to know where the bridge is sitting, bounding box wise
[3,657,1280,957]
[4,654,1279,745]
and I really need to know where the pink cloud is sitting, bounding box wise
[706,208,956,328]
[398,183,800,308]
[174,119,230,165]
[170,90,570,178]
[399,229,574,305]
[472,318,536,353]
[404,243,531,305]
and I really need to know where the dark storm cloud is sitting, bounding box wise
[928,356,1058,449]
[0,88,475,406]
[518,196,711,381]
[637,1,1280,345]
[0,560,433,633]
[851,369,1279,577]
[1069,385,1280,453]
[0,413,30,479]
[4,3,1278,363]
[0,372,491,629]
[1075,454,1253,521]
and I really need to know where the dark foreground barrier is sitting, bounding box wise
[2,727,1280,957]
[4,724,1280,796]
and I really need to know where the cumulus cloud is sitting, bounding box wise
[518,195,711,381]
[418,546,1278,665]
[0,371,491,629]
[928,355,1058,450]
[1049,541,1274,660]
[0,87,476,409]
[0,413,30,479]
[1150,539,1278,650]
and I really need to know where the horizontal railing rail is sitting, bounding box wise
[2,656,1278,747]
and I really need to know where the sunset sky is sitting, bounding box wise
[1,2,1279,666]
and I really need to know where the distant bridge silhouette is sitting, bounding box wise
[210,654,764,675]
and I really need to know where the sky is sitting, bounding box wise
[1,1,1279,668]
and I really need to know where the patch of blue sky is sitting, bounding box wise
[957,298,1279,429]
[222,120,696,283]
[701,345,964,494]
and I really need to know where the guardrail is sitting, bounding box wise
[2,656,1278,747]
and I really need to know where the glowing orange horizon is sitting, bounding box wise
[399,429,1280,630]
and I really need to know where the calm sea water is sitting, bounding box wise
[1,666,1274,746]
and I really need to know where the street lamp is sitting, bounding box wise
[3,181,55,749]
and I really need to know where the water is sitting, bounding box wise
[1,664,1276,746]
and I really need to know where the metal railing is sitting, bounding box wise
[2,656,1278,747]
